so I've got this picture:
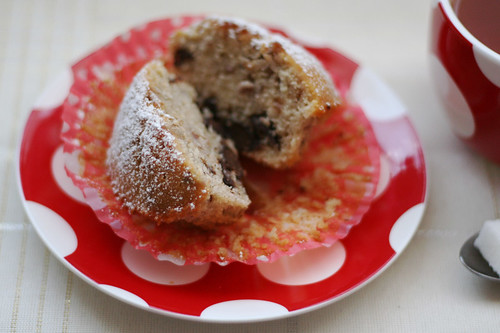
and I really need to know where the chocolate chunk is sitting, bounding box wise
[174,48,194,67]
[250,115,270,143]
[249,113,281,149]
[200,96,281,153]
[223,121,255,151]
[221,115,281,152]
[220,141,244,188]
[201,97,218,113]
[201,97,226,134]
[203,116,224,134]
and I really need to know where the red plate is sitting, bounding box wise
[17,17,427,322]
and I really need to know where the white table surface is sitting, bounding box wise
[1,0,500,331]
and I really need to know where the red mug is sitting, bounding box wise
[430,0,500,164]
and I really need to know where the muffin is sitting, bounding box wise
[106,60,250,227]
[170,16,341,168]
[61,16,380,264]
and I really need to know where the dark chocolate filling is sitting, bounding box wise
[199,98,245,188]
[201,97,281,152]
[219,141,244,188]
[174,48,194,67]
[249,113,280,150]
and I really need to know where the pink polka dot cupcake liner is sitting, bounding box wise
[60,16,380,265]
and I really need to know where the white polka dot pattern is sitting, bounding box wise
[25,201,77,258]
[389,203,425,253]
[200,300,288,320]
[257,242,346,285]
[430,55,475,138]
[99,285,149,307]
[350,66,406,121]
[121,242,210,285]
[51,145,86,204]
[473,45,500,88]
[32,69,73,110]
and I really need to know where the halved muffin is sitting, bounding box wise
[170,16,341,168]
[106,60,250,227]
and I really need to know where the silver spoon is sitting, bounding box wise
[460,233,500,282]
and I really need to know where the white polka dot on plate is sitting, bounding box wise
[389,203,425,253]
[473,45,500,88]
[32,69,73,110]
[25,201,78,258]
[257,242,346,286]
[349,66,407,122]
[51,145,86,204]
[429,55,475,138]
[121,242,210,285]
[200,300,288,321]
[99,285,149,307]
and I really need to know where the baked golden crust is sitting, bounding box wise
[106,60,250,227]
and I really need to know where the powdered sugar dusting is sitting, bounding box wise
[107,64,188,216]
